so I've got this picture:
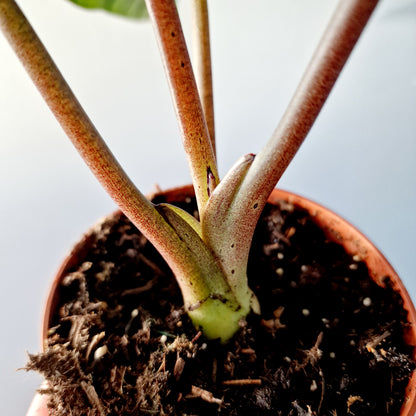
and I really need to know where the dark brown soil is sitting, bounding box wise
[27,196,415,415]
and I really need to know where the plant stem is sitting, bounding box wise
[190,0,215,157]
[241,0,380,210]
[0,0,158,240]
[202,154,256,311]
[0,0,196,307]
[145,0,218,216]
[205,0,380,287]
[0,0,245,341]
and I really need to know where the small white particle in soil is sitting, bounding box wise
[352,254,362,262]
[349,263,358,270]
[330,352,336,359]
[301,265,308,272]
[131,308,139,318]
[284,356,292,363]
[350,339,356,346]
[160,335,167,344]
[363,297,372,307]
[302,309,310,317]
[94,345,108,360]
[201,343,207,350]
[322,318,329,324]
[126,248,136,257]
[277,252,284,260]
[310,380,318,392]
[47,325,59,337]
[275,268,284,276]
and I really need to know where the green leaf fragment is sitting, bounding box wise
[157,203,202,238]
[67,0,148,18]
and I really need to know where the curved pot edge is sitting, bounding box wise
[41,185,416,415]
[269,189,416,416]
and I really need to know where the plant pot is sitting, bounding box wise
[35,185,416,415]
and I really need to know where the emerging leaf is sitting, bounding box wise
[157,203,202,238]
[67,0,148,18]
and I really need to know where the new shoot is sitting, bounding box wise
[0,0,379,342]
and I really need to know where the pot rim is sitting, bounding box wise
[42,185,416,415]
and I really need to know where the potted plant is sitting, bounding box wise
[0,0,414,414]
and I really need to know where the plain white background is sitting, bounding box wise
[0,0,415,414]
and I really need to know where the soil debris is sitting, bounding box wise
[26,199,415,415]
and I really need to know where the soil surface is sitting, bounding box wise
[27,197,415,415]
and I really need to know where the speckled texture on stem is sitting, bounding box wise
[191,0,215,156]
[145,0,218,214]
[0,0,242,340]
[208,0,380,307]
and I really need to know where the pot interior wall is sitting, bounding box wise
[42,185,416,415]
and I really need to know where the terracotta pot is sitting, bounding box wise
[40,185,416,415]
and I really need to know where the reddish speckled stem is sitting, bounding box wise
[191,0,215,156]
[145,0,218,215]
[0,0,223,310]
[241,0,380,212]
[0,0,162,242]
[206,0,380,294]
